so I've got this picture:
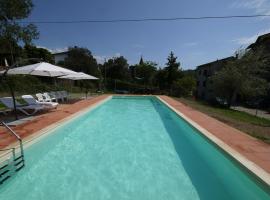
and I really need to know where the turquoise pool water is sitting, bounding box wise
[0,96,269,200]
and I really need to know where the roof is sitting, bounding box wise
[52,51,69,56]
[196,56,235,69]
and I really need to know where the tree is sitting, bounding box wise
[0,0,39,65]
[155,68,168,90]
[211,51,268,107]
[172,76,196,97]
[133,61,157,86]
[63,47,100,77]
[22,45,54,63]
[164,51,182,90]
[103,56,130,81]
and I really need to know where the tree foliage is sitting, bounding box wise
[22,45,54,63]
[211,51,268,107]
[63,47,100,77]
[102,56,130,81]
[133,61,157,86]
[172,76,196,97]
[165,51,182,89]
[0,0,39,65]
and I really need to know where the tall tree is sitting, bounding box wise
[0,0,39,65]
[103,56,130,81]
[172,76,196,97]
[63,47,100,77]
[155,68,168,90]
[133,61,157,86]
[165,51,182,90]
[23,45,54,63]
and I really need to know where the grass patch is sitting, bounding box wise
[0,102,6,110]
[175,97,270,143]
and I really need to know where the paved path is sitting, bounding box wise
[231,106,270,120]
[160,96,270,174]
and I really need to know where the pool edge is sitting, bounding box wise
[156,96,270,187]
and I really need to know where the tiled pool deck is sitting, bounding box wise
[0,95,269,176]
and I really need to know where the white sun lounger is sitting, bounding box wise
[0,97,45,116]
[43,92,57,102]
[22,95,58,110]
[36,93,45,102]
[50,91,63,102]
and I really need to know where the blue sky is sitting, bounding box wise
[27,0,270,69]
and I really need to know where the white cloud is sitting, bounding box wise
[115,52,121,57]
[231,0,270,16]
[94,53,122,64]
[233,28,270,45]
[93,55,106,64]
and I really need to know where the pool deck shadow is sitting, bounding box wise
[159,95,270,175]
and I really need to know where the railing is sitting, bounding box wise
[0,148,16,184]
[0,122,24,159]
[0,122,25,185]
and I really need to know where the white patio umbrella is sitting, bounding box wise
[58,72,99,99]
[58,72,98,80]
[0,62,77,120]
[0,62,77,77]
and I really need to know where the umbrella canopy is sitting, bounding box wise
[58,72,98,80]
[0,62,77,77]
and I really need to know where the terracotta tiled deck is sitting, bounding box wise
[159,95,270,174]
[0,95,109,149]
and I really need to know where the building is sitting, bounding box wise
[53,51,69,64]
[196,56,235,101]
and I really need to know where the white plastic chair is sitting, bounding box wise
[36,93,45,102]
[43,92,57,102]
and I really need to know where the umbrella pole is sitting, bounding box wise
[8,83,18,120]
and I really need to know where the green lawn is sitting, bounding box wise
[0,102,5,110]
[175,97,270,143]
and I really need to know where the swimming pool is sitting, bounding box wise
[0,96,269,199]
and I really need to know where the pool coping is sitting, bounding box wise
[156,96,270,187]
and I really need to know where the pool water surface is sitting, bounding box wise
[0,96,269,200]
